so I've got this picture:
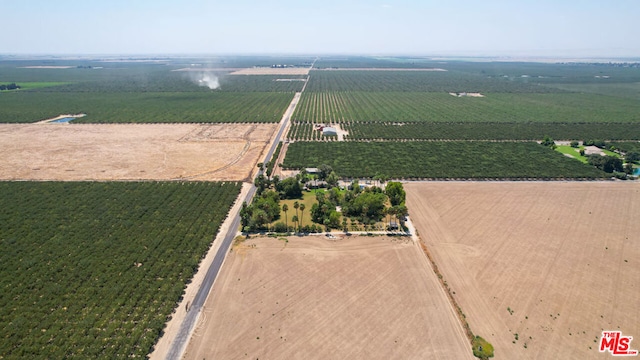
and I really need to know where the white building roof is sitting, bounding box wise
[322,127,337,135]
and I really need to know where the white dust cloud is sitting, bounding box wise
[185,71,221,90]
[197,72,220,90]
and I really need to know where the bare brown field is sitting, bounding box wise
[230,67,311,75]
[172,68,243,72]
[406,182,640,359]
[314,68,447,71]
[19,66,75,69]
[182,235,474,360]
[0,123,276,181]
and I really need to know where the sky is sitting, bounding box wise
[2,0,639,57]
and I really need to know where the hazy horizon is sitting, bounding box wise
[2,0,639,58]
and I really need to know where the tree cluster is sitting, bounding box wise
[626,152,640,163]
[583,139,607,148]
[338,180,407,231]
[245,164,410,233]
[311,191,341,229]
[275,176,302,199]
[587,154,623,173]
[342,186,387,225]
[540,135,556,149]
[0,83,20,90]
[581,140,637,176]
[240,190,281,232]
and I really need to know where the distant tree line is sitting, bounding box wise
[0,83,20,90]
[559,62,640,68]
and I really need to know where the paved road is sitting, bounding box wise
[164,186,254,359]
[165,91,301,360]
[261,92,300,167]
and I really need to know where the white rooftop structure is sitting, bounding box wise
[322,127,337,136]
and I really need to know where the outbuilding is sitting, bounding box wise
[322,127,337,136]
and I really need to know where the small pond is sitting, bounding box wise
[51,117,76,123]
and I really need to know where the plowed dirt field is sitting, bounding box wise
[182,235,474,360]
[406,182,640,359]
[0,123,275,181]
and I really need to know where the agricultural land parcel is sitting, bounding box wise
[0,181,242,359]
[0,60,301,123]
[282,141,606,179]
[289,69,640,142]
[0,58,303,181]
[0,91,293,124]
[405,182,640,360]
[284,60,640,178]
[1,55,639,360]
[0,56,307,359]
[182,235,474,360]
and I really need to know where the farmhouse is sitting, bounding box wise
[306,180,328,189]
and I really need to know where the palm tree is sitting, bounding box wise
[293,201,300,222]
[282,204,289,232]
[292,215,299,232]
[299,203,306,232]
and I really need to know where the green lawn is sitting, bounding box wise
[555,145,588,163]
[556,144,622,165]
[276,191,319,229]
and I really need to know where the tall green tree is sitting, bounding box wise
[296,168,309,185]
[541,135,556,149]
[318,164,333,181]
[326,171,339,188]
[385,181,406,206]
[374,173,388,187]
[282,203,289,230]
[396,204,408,228]
[299,203,306,231]
[588,154,623,173]
[344,191,386,224]
[254,174,269,196]
[626,152,640,163]
[240,201,250,229]
[276,177,302,199]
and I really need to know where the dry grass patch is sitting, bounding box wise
[0,123,276,181]
[230,67,311,75]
